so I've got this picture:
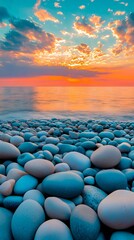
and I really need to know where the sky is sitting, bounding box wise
[0,0,134,86]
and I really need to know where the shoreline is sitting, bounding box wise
[0,118,134,239]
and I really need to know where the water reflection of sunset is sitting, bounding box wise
[34,87,134,115]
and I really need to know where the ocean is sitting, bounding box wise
[0,87,134,121]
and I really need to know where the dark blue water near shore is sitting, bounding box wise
[0,87,134,121]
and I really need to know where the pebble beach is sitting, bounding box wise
[0,118,134,240]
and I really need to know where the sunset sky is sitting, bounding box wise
[0,0,134,86]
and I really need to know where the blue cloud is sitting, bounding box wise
[0,6,10,22]
[10,18,41,32]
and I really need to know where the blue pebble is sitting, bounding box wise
[82,185,107,211]
[23,189,45,206]
[110,231,134,240]
[95,169,127,193]
[43,150,53,161]
[11,200,45,240]
[0,164,5,175]
[14,175,38,195]
[3,196,23,210]
[117,157,132,170]
[81,141,96,150]
[70,204,100,240]
[19,142,38,153]
[17,153,35,166]
[42,172,84,199]
[122,169,134,182]
[42,144,59,155]
[58,143,77,154]
[0,207,13,240]
[99,132,114,140]
[6,163,24,174]
[128,150,134,160]
[83,168,97,177]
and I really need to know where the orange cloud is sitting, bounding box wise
[114,11,126,15]
[34,9,59,22]
[89,15,105,27]
[76,43,91,55]
[73,21,97,38]
[79,5,86,10]
[34,0,59,22]
[111,43,123,55]
[57,11,63,15]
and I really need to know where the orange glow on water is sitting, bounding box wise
[34,87,134,114]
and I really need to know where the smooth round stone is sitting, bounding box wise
[79,132,97,139]
[34,219,73,240]
[71,170,83,179]
[42,144,59,155]
[18,142,38,153]
[98,190,134,229]
[99,131,114,140]
[14,175,38,195]
[118,143,131,153]
[53,155,63,164]
[10,136,24,147]
[83,168,97,177]
[37,131,48,138]
[108,140,118,147]
[69,131,79,139]
[58,143,77,154]
[128,150,134,160]
[0,179,15,196]
[43,150,53,161]
[95,169,127,193]
[72,195,83,205]
[0,133,11,142]
[117,157,132,170]
[54,163,70,172]
[110,231,134,240]
[30,136,40,142]
[70,204,100,240]
[7,169,27,181]
[45,137,60,144]
[63,152,90,172]
[91,146,121,168]
[113,130,125,137]
[3,196,23,210]
[42,172,84,199]
[0,193,4,204]
[24,159,54,178]
[81,141,96,150]
[122,169,134,181]
[0,141,20,160]
[0,207,13,240]
[6,163,24,174]
[59,198,75,211]
[97,232,106,240]
[11,200,45,240]
[0,174,7,184]
[0,164,5,174]
[45,197,71,220]
[23,189,45,206]
[82,185,107,211]
[84,176,95,185]
[23,132,34,141]
[17,153,35,166]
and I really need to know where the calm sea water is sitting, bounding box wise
[0,87,134,121]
